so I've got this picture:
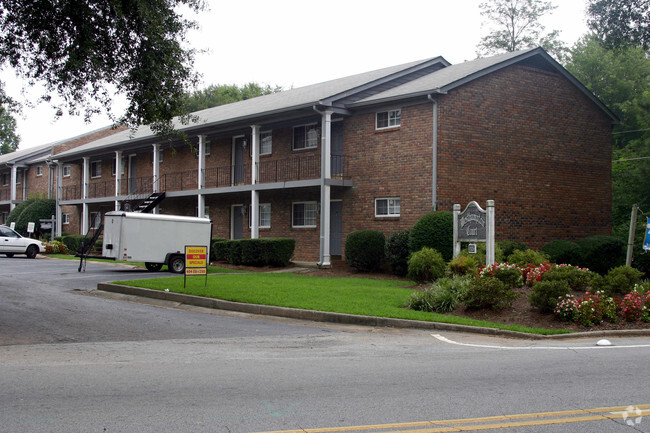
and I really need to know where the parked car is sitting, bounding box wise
[0,225,45,258]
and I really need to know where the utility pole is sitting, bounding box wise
[626,204,638,266]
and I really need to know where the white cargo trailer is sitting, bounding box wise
[102,211,212,273]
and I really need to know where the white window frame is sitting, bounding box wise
[292,124,320,151]
[376,109,401,130]
[90,161,102,179]
[62,213,70,225]
[89,212,101,229]
[375,197,401,217]
[260,131,272,155]
[63,165,71,178]
[292,201,318,228]
[249,203,271,229]
[36,166,43,177]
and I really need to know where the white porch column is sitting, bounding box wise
[151,145,160,214]
[319,111,333,267]
[9,164,17,211]
[250,125,260,239]
[55,162,63,238]
[114,150,122,210]
[197,135,206,218]
[82,157,89,234]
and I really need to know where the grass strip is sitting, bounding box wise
[116,272,570,335]
[44,254,242,274]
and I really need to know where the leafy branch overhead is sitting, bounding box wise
[477,0,568,61]
[0,0,205,136]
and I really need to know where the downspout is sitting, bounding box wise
[313,105,332,267]
[427,93,442,212]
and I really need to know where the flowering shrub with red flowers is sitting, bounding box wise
[621,291,645,322]
[478,263,523,289]
[524,262,554,286]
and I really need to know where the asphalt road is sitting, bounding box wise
[1,256,650,433]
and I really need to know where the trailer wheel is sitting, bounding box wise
[145,262,163,272]
[169,255,185,274]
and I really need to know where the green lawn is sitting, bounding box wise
[117,272,570,335]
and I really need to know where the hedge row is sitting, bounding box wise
[212,238,295,267]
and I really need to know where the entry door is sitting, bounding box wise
[331,122,343,177]
[232,205,244,239]
[330,201,343,256]
[128,154,137,194]
[233,137,246,185]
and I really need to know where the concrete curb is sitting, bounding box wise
[97,283,650,340]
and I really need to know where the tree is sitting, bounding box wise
[0,84,19,155]
[566,35,650,237]
[477,0,568,61]
[0,0,204,136]
[587,0,650,49]
[183,83,282,113]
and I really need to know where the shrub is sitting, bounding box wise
[44,240,68,254]
[542,240,583,265]
[603,266,643,296]
[210,238,227,261]
[574,291,618,327]
[59,235,90,254]
[13,199,56,236]
[554,294,579,321]
[407,247,446,284]
[447,255,479,276]
[413,276,472,313]
[478,263,523,289]
[524,262,554,286]
[345,230,385,272]
[506,249,549,267]
[529,280,571,313]
[540,265,593,291]
[498,241,527,258]
[620,291,645,322]
[576,235,625,275]
[462,277,517,310]
[385,230,410,276]
[210,238,295,267]
[408,211,453,261]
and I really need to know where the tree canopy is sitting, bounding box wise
[183,83,282,113]
[477,0,568,61]
[566,36,650,238]
[0,0,204,136]
[587,0,650,49]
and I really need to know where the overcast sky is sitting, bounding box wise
[3,0,591,150]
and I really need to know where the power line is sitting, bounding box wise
[613,127,650,135]
[613,156,650,162]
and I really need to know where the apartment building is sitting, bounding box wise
[2,48,616,265]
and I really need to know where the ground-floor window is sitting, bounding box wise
[89,212,101,229]
[62,213,70,225]
[375,197,400,217]
[249,203,271,228]
[292,201,317,227]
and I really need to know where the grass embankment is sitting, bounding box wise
[116,272,569,335]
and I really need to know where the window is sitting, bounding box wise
[376,109,401,129]
[260,131,272,155]
[1,173,8,186]
[375,197,401,217]
[292,201,317,227]
[62,213,70,225]
[205,142,211,156]
[89,212,101,229]
[16,172,22,184]
[293,124,320,150]
[36,166,43,176]
[1,212,7,224]
[63,165,71,177]
[249,203,271,228]
[90,161,102,178]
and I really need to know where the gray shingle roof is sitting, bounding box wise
[0,143,51,165]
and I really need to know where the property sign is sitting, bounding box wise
[644,218,650,251]
[457,201,487,242]
[185,245,207,275]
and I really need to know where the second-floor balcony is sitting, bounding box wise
[60,154,349,201]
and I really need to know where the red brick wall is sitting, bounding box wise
[435,65,612,248]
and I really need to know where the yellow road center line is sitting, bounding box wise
[251,405,650,433]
